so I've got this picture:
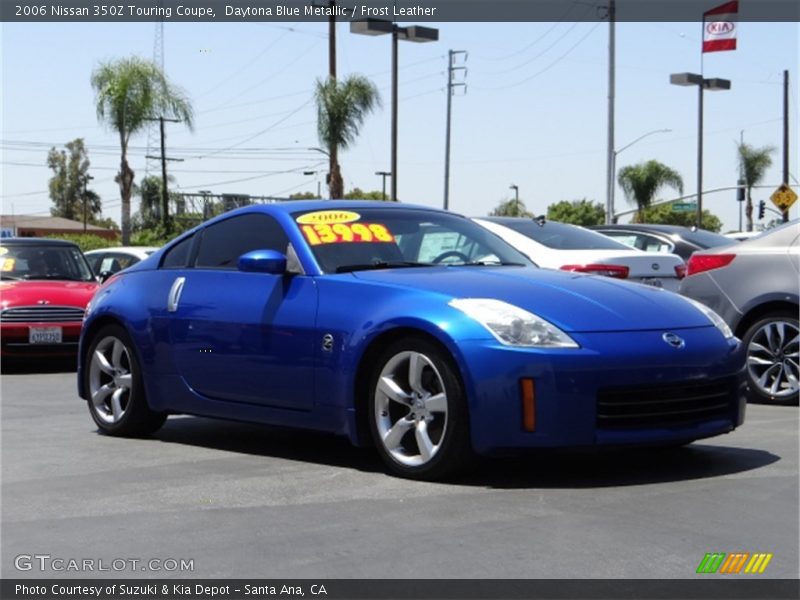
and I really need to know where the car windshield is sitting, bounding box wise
[292,208,532,274]
[0,244,95,281]
[492,219,632,250]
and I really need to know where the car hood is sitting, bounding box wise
[351,266,711,332]
[0,280,98,308]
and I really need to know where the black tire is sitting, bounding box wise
[741,310,799,405]
[84,324,167,436]
[368,337,474,480]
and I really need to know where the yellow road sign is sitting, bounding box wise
[770,184,797,211]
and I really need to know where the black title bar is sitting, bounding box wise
[3,0,800,23]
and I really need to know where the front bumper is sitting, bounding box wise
[1,322,83,357]
[457,327,746,455]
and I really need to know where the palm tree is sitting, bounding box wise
[617,160,684,222]
[314,75,380,199]
[738,142,775,231]
[91,57,194,244]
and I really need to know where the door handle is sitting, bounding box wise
[167,277,186,312]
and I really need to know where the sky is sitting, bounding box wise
[1,14,798,233]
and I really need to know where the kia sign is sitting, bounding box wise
[702,1,738,53]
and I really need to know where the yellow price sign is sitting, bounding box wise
[770,184,797,211]
[301,222,395,246]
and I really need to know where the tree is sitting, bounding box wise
[617,160,683,221]
[91,56,194,244]
[344,188,390,201]
[47,138,101,224]
[288,192,319,200]
[546,199,605,226]
[637,203,723,232]
[490,198,533,217]
[314,75,380,199]
[132,175,164,232]
[737,142,775,232]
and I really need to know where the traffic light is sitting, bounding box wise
[737,179,746,203]
[758,200,766,219]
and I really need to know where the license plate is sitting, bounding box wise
[639,277,664,288]
[29,327,63,344]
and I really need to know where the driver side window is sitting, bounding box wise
[194,213,289,270]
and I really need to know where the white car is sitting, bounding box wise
[84,246,158,278]
[473,217,686,291]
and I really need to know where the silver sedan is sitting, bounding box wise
[680,221,799,404]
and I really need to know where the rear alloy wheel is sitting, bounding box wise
[742,312,799,405]
[86,325,166,436]
[369,338,473,480]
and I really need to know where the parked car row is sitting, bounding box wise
[3,210,796,481]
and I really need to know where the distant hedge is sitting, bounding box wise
[45,234,119,252]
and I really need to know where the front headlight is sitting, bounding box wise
[450,298,579,348]
[682,296,734,339]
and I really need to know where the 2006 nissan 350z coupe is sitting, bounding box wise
[77,201,746,479]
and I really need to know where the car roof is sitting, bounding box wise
[0,237,80,247]
[593,224,692,233]
[259,200,445,214]
[85,246,158,254]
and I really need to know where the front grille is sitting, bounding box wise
[597,378,735,430]
[0,306,85,323]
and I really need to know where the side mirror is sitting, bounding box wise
[97,270,114,284]
[238,249,287,274]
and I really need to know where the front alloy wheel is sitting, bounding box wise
[744,313,799,404]
[369,338,473,479]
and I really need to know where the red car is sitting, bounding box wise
[1,238,98,358]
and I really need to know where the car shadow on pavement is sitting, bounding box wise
[149,416,779,488]
[1,357,77,374]
[458,444,781,489]
[152,416,386,474]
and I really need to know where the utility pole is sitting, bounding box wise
[782,69,790,222]
[605,0,616,224]
[83,174,94,233]
[328,1,336,197]
[443,49,467,210]
[145,116,183,231]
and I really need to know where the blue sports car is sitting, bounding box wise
[78,202,746,479]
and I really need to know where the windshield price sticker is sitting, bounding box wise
[2,258,15,272]
[301,223,395,246]
[296,210,361,225]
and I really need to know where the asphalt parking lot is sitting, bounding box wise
[1,363,798,580]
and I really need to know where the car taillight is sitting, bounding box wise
[675,264,687,279]
[686,254,736,276]
[560,264,629,279]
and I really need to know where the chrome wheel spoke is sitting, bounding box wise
[747,355,774,366]
[93,350,114,376]
[408,353,426,396]
[111,339,126,370]
[116,373,132,391]
[378,376,412,406]
[415,420,435,462]
[425,392,447,414]
[110,388,125,422]
[91,383,113,409]
[383,417,413,449]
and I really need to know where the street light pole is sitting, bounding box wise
[509,184,519,213]
[351,20,439,203]
[670,72,731,228]
[375,171,391,200]
[610,128,671,223]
